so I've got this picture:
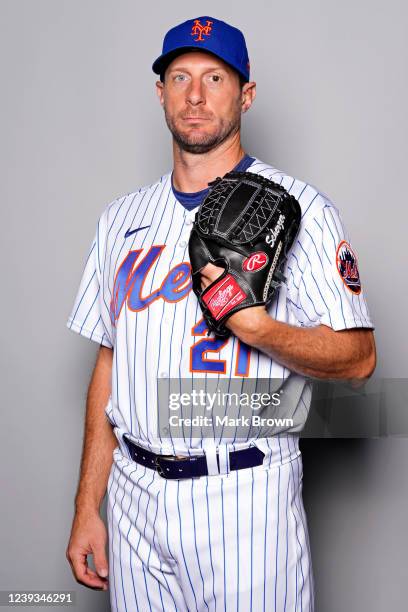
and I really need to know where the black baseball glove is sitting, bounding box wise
[188,171,301,337]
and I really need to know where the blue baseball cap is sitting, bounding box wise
[152,16,250,82]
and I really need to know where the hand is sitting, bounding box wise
[199,263,271,342]
[200,262,225,290]
[66,509,109,591]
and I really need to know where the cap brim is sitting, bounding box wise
[152,46,203,77]
[152,47,249,82]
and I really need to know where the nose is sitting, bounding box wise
[186,77,205,106]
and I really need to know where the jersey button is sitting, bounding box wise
[179,240,187,248]
[160,371,168,378]
[185,217,193,226]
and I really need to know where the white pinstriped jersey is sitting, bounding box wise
[67,158,374,454]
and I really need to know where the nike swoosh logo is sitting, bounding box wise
[124,225,150,238]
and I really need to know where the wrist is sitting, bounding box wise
[74,493,103,516]
[226,306,273,345]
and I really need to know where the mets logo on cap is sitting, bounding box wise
[191,19,213,42]
[336,240,361,294]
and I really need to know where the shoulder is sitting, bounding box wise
[99,173,171,225]
[248,158,340,225]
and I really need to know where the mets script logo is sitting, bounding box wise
[336,240,361,294]
[109,246,192,325]
[242,252,269,272]
[191,19,213,42]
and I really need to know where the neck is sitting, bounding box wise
[172,132,246,193]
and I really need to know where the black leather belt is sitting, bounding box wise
[123,436,265,480]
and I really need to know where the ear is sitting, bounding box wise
[156,80,164,106]
[241,81,256,113]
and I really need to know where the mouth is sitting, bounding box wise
[181,116,211,122]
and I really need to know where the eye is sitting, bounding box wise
[209,74,222,83]
[174,74,188,82]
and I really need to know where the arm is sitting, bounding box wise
[226,306,376,380]
[201,263,376,381]
[66,345,116,591]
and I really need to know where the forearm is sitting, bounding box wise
[227,308,376,380]
[75,346,116,514]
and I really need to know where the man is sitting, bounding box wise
[66,15,376,612]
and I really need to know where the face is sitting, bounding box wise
[156,52,256,154]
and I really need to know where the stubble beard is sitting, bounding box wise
[164,104,242,155]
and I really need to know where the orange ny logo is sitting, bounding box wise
[191,19,213,42]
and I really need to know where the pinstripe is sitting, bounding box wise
[299,233,347,328]
[78,285,100,333]
[263,469,269,612]
[165,208,191,450]
[148,487,166,612]
[294,454,313,612]
[108,190,147,286]
[138,474,157,612]
[104,195,127,257]
[104,193,139,314]
[205,477,217,610]
[220,478,227,612]
[291,253,331,324]
[110,460,130,612]
[117,467,132,612]
[284,474,290,611]
[236,468,240,612]
[123,469,141,612]
[127,467,149,612]
[322,207,359,328]
[69,270,97,324]
[68,157,374,611]
[274,467,281,611]
[143,183,174,445]
[300,192,319,220]
[295,239,333,322]
[130,180,168,448]
[288,457,305,611]
[191,478,210,610]
[163,480,178,566]
[176,480,199,612]
[249,469,254,611]
[89,314,102,340]
[304,228,337,301]
[82,240,96,270]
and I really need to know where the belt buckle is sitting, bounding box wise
[155,454,192,479]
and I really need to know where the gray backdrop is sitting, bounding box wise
[1,0,407,610]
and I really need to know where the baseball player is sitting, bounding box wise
[66,16,376,612]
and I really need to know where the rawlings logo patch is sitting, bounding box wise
[203,274,247,320]
[242,252,269,272]
[211,285,234,308]
[336,240,361,294]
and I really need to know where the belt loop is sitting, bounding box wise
[251,438,273,468]
[204,445,219,476]
[218,445,230,476]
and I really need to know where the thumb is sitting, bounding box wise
[92,542,109,578]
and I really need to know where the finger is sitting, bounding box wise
[86,567,109,590]
[70,551,107,589]
[93,544,109,579]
